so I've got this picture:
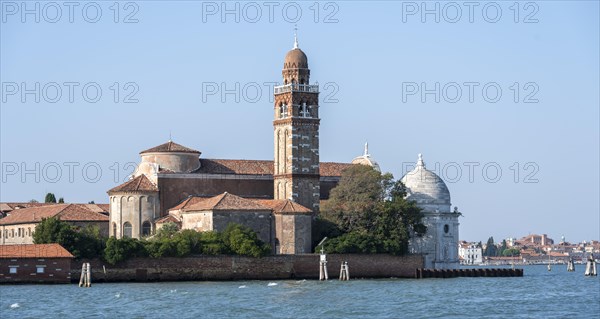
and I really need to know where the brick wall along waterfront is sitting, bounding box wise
[72,254,424,282]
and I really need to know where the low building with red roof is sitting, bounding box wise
[0,244,74,283]
[0,204,109,245]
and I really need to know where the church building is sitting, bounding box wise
[107,36,460,267]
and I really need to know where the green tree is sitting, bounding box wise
[33,217,78,251]
[200,231,227,255]
[75,225,106,258]
[155,222,179,239]
[498,239,508,256]
[44,193,57,203]
[222,223,270,257]
[484,237,497,257]
[104,237,147,265]
[319,165,426,255]
[502,248,520,256]
[58,197,64,203]
[33,217,105,258]
[88,201,95,204]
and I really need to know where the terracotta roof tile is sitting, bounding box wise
[196,159,273,175]
[83,204,109,214]
[0,204,108,225]
[320,162,353,177]
[191,159,351,177]
[256,199,312,214]
[140,141,200,154]
[155,215,181,224]
[169,196,210,211]
[108,174,158,193]
[0,244,74,258]
[182,193,270,212]
[0,202,56,212]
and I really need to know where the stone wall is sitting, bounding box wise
[72,254,423,282]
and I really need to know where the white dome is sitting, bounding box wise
[351,143,381,172]
[400,154,451,213]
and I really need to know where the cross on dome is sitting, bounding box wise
[417,153,425,168]
[293,25,299,49]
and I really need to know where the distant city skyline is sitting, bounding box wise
[1,1,598,243]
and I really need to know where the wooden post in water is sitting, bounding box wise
[585,255,597,276]
[79,263,92,287]
[339,261,350,281]
[318,237,328,281]
[319,252,328,281]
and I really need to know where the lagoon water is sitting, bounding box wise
[1,265,598,318]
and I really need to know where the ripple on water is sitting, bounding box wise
[0,266,598,319]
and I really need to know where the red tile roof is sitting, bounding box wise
[182,193,270,212]
[169,196,210,211]
[0,204,109,225]
[191,159,352,177]
[140,141,200,154]
[0,244,74,258]
[0,202,56,211]
[108,174,158,193]
[257,199,312,214]
[196,159,273,175]
[154,214,181,224]
[320,162,354,177]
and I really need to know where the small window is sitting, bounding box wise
[9,267,17,274]
[123,222,132,238]
[444,224,449,234]
[36,266,45,274]
[142,221,151,237]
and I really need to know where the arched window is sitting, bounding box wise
[112,222,117,237]
[123,222,132,238]
[142,221,152,237]
[27,227,31,237]
[444,224,449,234]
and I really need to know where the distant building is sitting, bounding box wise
[0,243,74,283]
[402,154,460,269]
[0,204,109,245]
[517,234,554,247]
[459,242,483,265]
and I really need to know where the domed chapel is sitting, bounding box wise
[107,35,459,269]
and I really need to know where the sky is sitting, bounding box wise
[1,1,598,243]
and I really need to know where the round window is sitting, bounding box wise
[444,224,449,234]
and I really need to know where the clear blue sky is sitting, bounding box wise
[1,1,598,243]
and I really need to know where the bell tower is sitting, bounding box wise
[273,33,320,213]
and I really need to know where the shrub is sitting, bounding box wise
[104,237,147,265]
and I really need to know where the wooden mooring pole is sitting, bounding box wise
[339,261,350,281]
[79,263,91,287]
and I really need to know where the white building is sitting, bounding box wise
[459,242,483,265]
[402,154,460,269]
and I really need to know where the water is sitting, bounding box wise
[1,265,598,318]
